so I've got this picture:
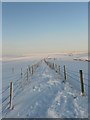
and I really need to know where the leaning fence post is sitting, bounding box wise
[10,81,13,109]
[64,65,66,80]
[79,70,85,96]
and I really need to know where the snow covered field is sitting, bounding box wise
[0,53,89,118]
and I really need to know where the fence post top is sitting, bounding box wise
[10,81,12,83]
[80,70,83,72]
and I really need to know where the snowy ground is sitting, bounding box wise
[0,61,2,120]
[1,53,89,118]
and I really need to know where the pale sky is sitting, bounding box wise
[2,2,88,57]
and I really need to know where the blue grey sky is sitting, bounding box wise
[2,2,88,56]
[0,2,2,56]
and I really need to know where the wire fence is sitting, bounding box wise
[44,58,89,89]
[1,59,43,115]
[1,58,89,115]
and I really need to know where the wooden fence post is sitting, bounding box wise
[49,64,51,68]
[12,67,14,73]
[55,64,57,69]
[32,66,33,75]
[55,64,57,72]
[27,68,28,80]
[79,70,85,96]
[59,65,60,74]
[10,81,13,109]
[64,65,66,80]
[53,63,54,69]
[53,63,55,69]
[28,65,30,72]
[21,68,22,77]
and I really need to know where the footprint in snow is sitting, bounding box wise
[33,86,37,91]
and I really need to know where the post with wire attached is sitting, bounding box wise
[21,68,23,78]
[79,70,85,96]
[32,66,33,75]
[53,63,54,69]
[64,65,66,80]
[10,81,13,109]
[59,65,60,74]
[55,64,57,72]
[27,68,28,80]
[28,65,30,72]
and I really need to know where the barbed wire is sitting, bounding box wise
[3,72,20,80]
[66,71,80,78]
[1,59,89,116]
[2,95,9,104]
[2,86,9,94]
[45,59,90,88]
[1,60,43,116]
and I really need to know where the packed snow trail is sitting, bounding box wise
[3,60,88,118]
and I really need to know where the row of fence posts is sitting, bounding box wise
[20,62,41,81]
[9,61,42,110]
[44,59,85,96]
[7,59,85,110]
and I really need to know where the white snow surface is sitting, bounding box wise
[1,53,88,118]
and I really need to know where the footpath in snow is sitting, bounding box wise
[3,60,88,118]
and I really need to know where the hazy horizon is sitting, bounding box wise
[2,2,88,56]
